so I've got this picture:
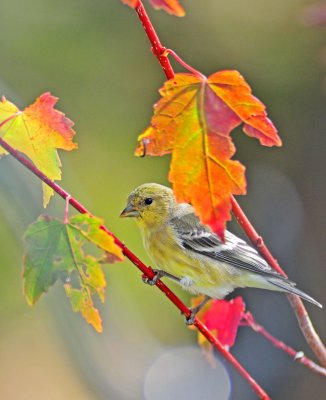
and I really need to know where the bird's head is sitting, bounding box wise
[120,183,175,227]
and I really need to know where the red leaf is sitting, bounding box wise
[194,296,246,348]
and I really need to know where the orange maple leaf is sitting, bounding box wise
[0,92,77,206]
[121,0,185,17]
[148,0,185,16]
[135,71,281,239]
[121,0,138,7]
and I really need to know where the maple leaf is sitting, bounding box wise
[23,214,124,332]
[0,93,77,207]
[190,296,245,355]
[64,284,103,333]
[121,0,185,17]
[148,0,185,16]
[135,72,281,239]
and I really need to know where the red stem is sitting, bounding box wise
[165,49,206,80]
[0,135,270,399]
[134,0,326,369]
[135,1,174,80]
[242,312,326,377]
[230,197,286,276]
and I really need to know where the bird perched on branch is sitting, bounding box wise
[120,183,322,320]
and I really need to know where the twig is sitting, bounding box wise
[231,197,326,367]
[134,0,326,369]
[242,312,326,377]
[135,1,174,80]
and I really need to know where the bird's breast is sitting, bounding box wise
[141,225,186,273]
[141,225,218,285]
[139,224,252,299]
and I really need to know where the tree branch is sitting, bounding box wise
[0,135,270,399]
[135,1,174,79]
[133,0,326,368]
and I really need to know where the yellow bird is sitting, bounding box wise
[120,183,321,318]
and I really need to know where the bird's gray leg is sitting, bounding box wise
[142,269,181,286]
[185,295,211,325]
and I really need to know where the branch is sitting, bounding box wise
[231,197,326,367]
[241,312,326,377]
[134,0,326,368]
[135,1,174,80]
[0,135,270,399]
[135,1,174,79]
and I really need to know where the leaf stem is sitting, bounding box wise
[64,194,71,224]
[133,0,326,370]
[0,111,22,129]
[164,49,206,80]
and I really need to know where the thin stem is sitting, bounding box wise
[231,196,326,367]
[64,194,71,224]
[135,1,174,80]
[0,111,22,129]
[242,312,326,377]
[0,135,269,399]
[230,196,286,276]
[165,49,206,80]
[133,0,326,369]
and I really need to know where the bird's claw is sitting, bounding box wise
[184,296,211,326]
[142,269,181,285]
[142,269,162,286]
[185,312,196,325]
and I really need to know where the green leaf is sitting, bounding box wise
[23,214,124,332]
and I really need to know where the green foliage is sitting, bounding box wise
[23,213,123,331]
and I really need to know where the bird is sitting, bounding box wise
[120,183,322,319]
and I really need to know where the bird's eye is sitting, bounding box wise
[144,197,153,206]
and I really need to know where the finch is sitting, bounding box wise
[120,183,321,309]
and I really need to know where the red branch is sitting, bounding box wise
[134,0,326,369]
[242,312,326,377]
[135,1,174,79]
[0,135,269,399]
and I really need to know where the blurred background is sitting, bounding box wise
[0,0,325,398]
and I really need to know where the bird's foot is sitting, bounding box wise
[184,295,211,325]
[185,311,196,326]
[142,269,180,286]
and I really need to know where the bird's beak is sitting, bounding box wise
[120,203,140,218]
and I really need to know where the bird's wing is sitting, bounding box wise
[170,207,288,281]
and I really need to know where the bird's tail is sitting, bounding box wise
[267,277,322,308]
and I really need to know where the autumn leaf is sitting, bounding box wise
[121,0,185,17]
[121,0,138,7]
[135,71,281,239]
[23,214,124,332]
[64,284,103,333]
[148,0,185,16]
[190,296,245,353]
[0,93,77,207]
